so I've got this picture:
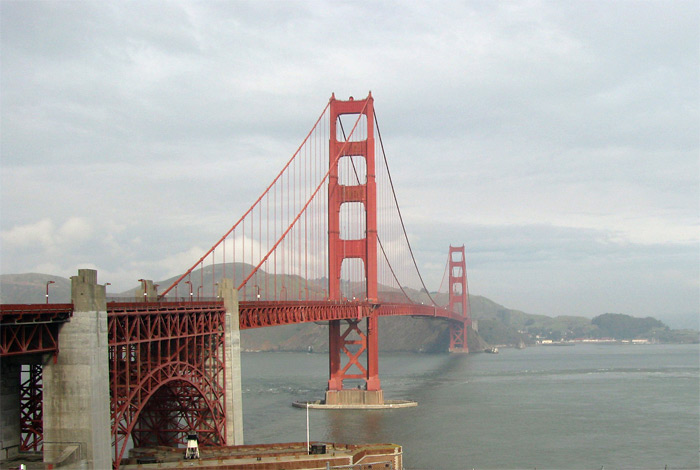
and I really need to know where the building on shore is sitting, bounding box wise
[121,442,403,470]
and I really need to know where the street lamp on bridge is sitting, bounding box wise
[138,279,148,302]
[45,280,55,304]
[184,281,193,302]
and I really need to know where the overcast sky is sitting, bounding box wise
[1,1,698,328]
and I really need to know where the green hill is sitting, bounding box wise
[2,270,696,350]
[0,273,71,304]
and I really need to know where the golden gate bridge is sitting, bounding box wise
[0,93,472,468]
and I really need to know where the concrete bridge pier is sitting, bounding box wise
[42,269,111,469]
[0,362,21,460]
[218,279,244,445]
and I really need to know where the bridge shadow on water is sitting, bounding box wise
[318,352,476,446]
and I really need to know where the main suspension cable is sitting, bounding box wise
[374,109,439,307]
[238,100,370,291]
[337,119,413,303]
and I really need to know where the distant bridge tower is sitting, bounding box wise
[448,245,471,352]
[326,93,383,405]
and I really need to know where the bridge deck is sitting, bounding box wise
[1,300,465,357]
[0,303,73,356]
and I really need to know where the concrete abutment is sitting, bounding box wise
[218,279,244,445]
[324,389,384,406]
[42,269,112,469]
[0,362,21,460]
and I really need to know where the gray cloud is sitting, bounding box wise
[1,1,697,328]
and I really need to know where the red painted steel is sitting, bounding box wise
[239,300,371,328]
[1,305,71,456]
[327,93,381,392]
[0,95,478,467]
[159,101,332,300]
[20,364,43,452]
[0,304,72,357]
[3,295,464,467]
[447,245,472,351]
[328,93,377,303]
[238,300,461,328]
[107,301,228,468]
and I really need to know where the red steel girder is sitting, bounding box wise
[327,314,381,391]
[327,93,378,304]
[20,364,43,452]
[0,303,73,318]
[449,321,469,351]
[0,304,72,357]
[376,302,464,323]
[107,301,227,468]
[447,245,471,352]
[329,319,367,386]
[3,297,465,469]
[448,246,471,324]
[239,300,465,329]
[239,300,372,328]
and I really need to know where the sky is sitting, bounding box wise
[1,1,698,328]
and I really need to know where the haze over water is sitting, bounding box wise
[242,344,699,470]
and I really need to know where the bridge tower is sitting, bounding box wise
[326,93,383,405]
[448,245,471,353]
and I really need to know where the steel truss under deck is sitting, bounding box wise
[107,301,228,467]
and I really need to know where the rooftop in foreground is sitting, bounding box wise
[120,442,402,470]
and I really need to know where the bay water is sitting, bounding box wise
[240,344,699,469]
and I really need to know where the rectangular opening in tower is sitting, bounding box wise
[338,155,367,185]
[340,258,367,301]
[336,114,367,142]
[339,202,366,240]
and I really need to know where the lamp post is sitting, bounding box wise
[138,279,147,302]
[185,281,193,302]
[45,280,55,304]
[197,285,203,301]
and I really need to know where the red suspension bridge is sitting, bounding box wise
[0,93,472,468]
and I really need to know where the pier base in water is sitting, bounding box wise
[449,347,469,354]
[290,389,417,409]
[325,389,384,406]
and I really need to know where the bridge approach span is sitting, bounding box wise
[236,300,463,329]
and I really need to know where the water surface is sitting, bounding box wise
[241,344,699,469]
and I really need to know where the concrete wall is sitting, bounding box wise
[42,269,111,469]
[136,279,158,301]
[219,279,244,445]
[0,362,20,460]
[325,389,384,406]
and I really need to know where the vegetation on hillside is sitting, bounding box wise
[591,313,666,339]
[2,272,697,351]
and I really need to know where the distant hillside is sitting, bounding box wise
[0,273,71,304]
[2,270,696,349]
[592,313,667,340]
[0,269,493,352]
